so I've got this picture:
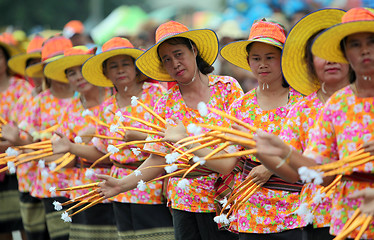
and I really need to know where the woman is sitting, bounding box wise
[43,45,117,239]
[217,18,305,239]
[97,21,244,240]
[252,7,374,239]
[0,36,31,240]
[81,37,174,240]
[20,36,76,240]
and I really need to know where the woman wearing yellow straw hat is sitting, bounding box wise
[81,37,175,240]
[0,37,32,240]
[96,21,244,240]
[43,45,117,239]
[1,34,50,240]
[19,36,77,240]
[245,7,374,239]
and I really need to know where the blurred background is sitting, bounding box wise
[0,0,373,92]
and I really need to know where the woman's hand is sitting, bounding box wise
[248,165,273,186]
[96,174,123,199]
[160,116,188,143]
[123,130,147,142]
[52,132,72,154]
[363,141,374,156]
[254,129,290,159]
[1,123,21,144]
[349,188,374,216]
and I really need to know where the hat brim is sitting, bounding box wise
[0,42,21,58]
[282,8,345,96]
[135,29,219,82]
[44,54,93,83]
[82,48,144,87]
[8,52,41,76]
[312,20,374,64]
[220,39,283,72]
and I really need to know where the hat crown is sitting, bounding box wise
[248,20,286,44]
[0,32,17,46]
[342,7,374,23]
[63,45,95,56]
[155,21,189,43]
[63,20,84,38]
[41,36,73,61]
[27,35,45,53]
[102,37,134,52]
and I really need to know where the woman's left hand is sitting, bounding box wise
[363,140,374,155]
[160,116,188,143]
[248,165,273,186]
[349,188,374,216]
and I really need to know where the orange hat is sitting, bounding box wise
[220,19,286,71]
[44,46,95,83]
[82,37,144,87]
[26,36,73,78]
[135,21,219,81]
[0,33,21,58]
[63,20,85,38]
[312,8,374,63]
[8,35,45,75]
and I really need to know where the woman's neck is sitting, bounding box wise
[354,74,374,98]
[116,81,144,108]
[81,87,104,109]
[0,73,10,92]
[256,79,289,111]
[178,73,211,108]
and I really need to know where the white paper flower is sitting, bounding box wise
[74,136,83,144]
[7,162,16,174]
[109,124,119,133]
[41,169,49,178]
[49,162,57,171]
[312,189,326,205]
[53,201,62,211]
[186,123,202,136]
[61,211,72,222]
[115,111,125,122]
[85,168,95,178]
[107,145,119,154]
[213,214,230,225]
[298,166,323,185]
[131,96,138,107]
[294,202,309,216]
[134,169,142,176]
[131,148,141,156]
[49,186,56,194]
[38,160,45,168]
[164,164,178,173]
[5,147,19,157]
[137,180,146,191]
[197,102,208,116]
[165,152,180,164]
[81,109,93,117]
[177,178,190,190]
[192,156,206,165]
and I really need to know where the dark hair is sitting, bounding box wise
[0,46,11,76]
[245,42,289,88]
[339,37,356,83]
[26,58,41,68]
[157,37,214,75]
[304,30,324,83]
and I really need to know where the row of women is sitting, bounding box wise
[0,6,373,240]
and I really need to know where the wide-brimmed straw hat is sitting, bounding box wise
[63,20,85,38]
[8,35,45,76]
[312,7,374,64]
[25,36,73,78]
[282,9,345,95]
[135,20,219,82]
[0,35,21,58]
[43,46,96,83]
[82,37,144,87]
[220,19,286,71]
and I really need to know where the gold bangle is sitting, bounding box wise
[276,145,292,169]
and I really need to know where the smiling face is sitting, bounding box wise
[103,55,137,89]
[158,40,197,84]
[65,65,93,93]
[247,42,282,84]
[344,32,374,77]
[313,56,350,85]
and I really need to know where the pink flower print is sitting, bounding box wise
[275,200,290,212]
[276,107,287,118]
[264,217,271,225]
[269,112,275,121]
[364,102,371,112]
[238,216,251,231]
[182,195,193,205]
[138,191,149,202]
[284,215,297,228]
[308,118,314,127]
[274,214,285,224]
[332,110,345,126]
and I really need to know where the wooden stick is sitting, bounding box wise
[120,115,164,131]
[52,154,76,172]
[147,169,188,183]
[16,148,53,160]
[175,139,222,162]
[334,215,366,240]
[61,190,98,206]
[174,136,216,152]
[197,123,254,140]
[14,152,54,165]
[39,124,59,133]
[119,126,164,136]
[115,139,164,149]
[205,133,256,147]
[354,215,373,240]
[203,142,231,160]
[207,149,257,160]
[87,115,110,128]
[324,156,374,176]
[89,152,112,169]
[221,178,255,213]
[69,196,105,217]
[340,208,361,232]
[135,101,167,127]
[56,182,100,191]
[182,161,201,178]
[64,194,100,212]
[207,107,257,132]
[81,134,124,141]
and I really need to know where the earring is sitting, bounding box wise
[262,83,269,90]
[321,82,327,94]
[124,86,128,92]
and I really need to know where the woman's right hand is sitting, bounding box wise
[96,174,123,199]
[254,129,290,159]
[52,132,72,154]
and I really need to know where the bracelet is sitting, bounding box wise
[276,145,292,169]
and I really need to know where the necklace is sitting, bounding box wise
[317,90,327,104]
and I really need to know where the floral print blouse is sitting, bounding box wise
[304,85,374,239]
[144,75,244,213]
[94,82,166,204]
[228,87,304,233]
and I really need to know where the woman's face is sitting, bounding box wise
[313,56,350,85]
[158,41,197,84]
[0,48,8,76]
[66,65,93,93]
[104,55,137,88]
[247,42,282,84]
[345,32,374,76]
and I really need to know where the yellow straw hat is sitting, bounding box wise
[0,34,21,58]
[220,19,286,71]
[25,36,73,78]
[312,7,374,64]
[8,35,45,76]
[282,9,345,96]
[135,20,219,82]
[44,46,96,83]
[82,37,144,87]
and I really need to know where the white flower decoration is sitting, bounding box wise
[197,102,208,116]
[53,201,62,211]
